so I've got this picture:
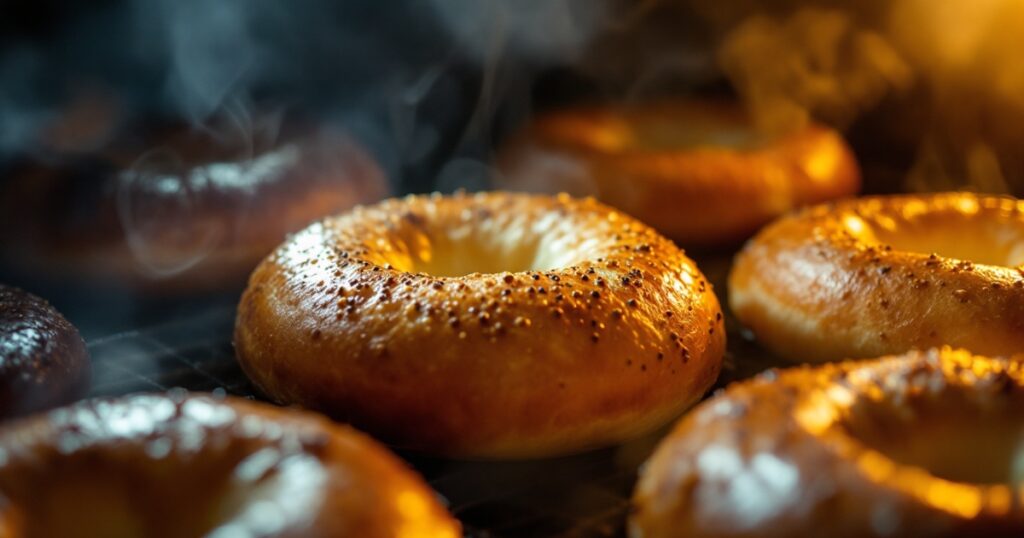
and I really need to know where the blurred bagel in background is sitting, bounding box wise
[0,114,388,294]
[498,98,860,247]
[0,392,461,537]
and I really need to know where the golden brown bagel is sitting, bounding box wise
[0,392,459,538]
[631,348,1024,538]
[498,99,860,246]
[0,284,89,418]
[235,191,725,458]
[729,192,1024,362]
[0,118,388,293]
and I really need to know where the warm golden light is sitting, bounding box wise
[800,140,843,184]
[710,0,1024,193]
[395,490,460,538]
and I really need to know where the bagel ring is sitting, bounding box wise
[235,191,726,458]
[0,392,460,537]
[0,117,387,293]
[631,347,1024,537]
[729,192,1024,362]
[498,99,860,246]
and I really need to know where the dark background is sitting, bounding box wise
[0,0,719,194]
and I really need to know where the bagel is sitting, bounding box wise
[0,392,460,537]
[729,192,1024,362]
[235,191,726,458]
[498,99,860,246]
[0,118,387,292]
[0,284,89,418]
[631,348,1024,537]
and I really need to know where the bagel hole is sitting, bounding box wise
[12,462,231,537]
[402,239,547,277]
[540,103,768,154]
[7,447,325,538]
[596,110,764,152]
[854,214,1024,267]
[382,212,597,277]
[630,116,764,151]
[840,387,1024,484]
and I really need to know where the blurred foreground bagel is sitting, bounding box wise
[632,348,1024,537]
[0,392,460,537]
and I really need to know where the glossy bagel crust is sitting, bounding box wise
[235,192,726,458]
[729,193,1024,363]
[498,99,860,246]
[0,393,459,538]
[631,348,1024,538]
[0,122,388,292]
[0,284,89,418]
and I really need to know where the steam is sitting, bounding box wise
[411,0,619,191]
[0,47,53,154]
[0,0,618,191]
[117,147,224,278]
[131,0,262,123]
[706,0,1024,192]
[718,8,912,133]
[891,0,1024,193]
[0,0,628,285]
[434,0,609,63]
[7,0,1023,197]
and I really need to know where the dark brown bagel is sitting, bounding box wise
[0,392,460,538]
[0,284,89,418]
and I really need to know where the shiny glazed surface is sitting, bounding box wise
[235,192,726,458]
[498,100,860,246]
[729,192,1024,362]
[0,284,89,418]
[631,348,1024,538]
[0,393,460,538]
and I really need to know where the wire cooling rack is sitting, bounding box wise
[85,253,784,538]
